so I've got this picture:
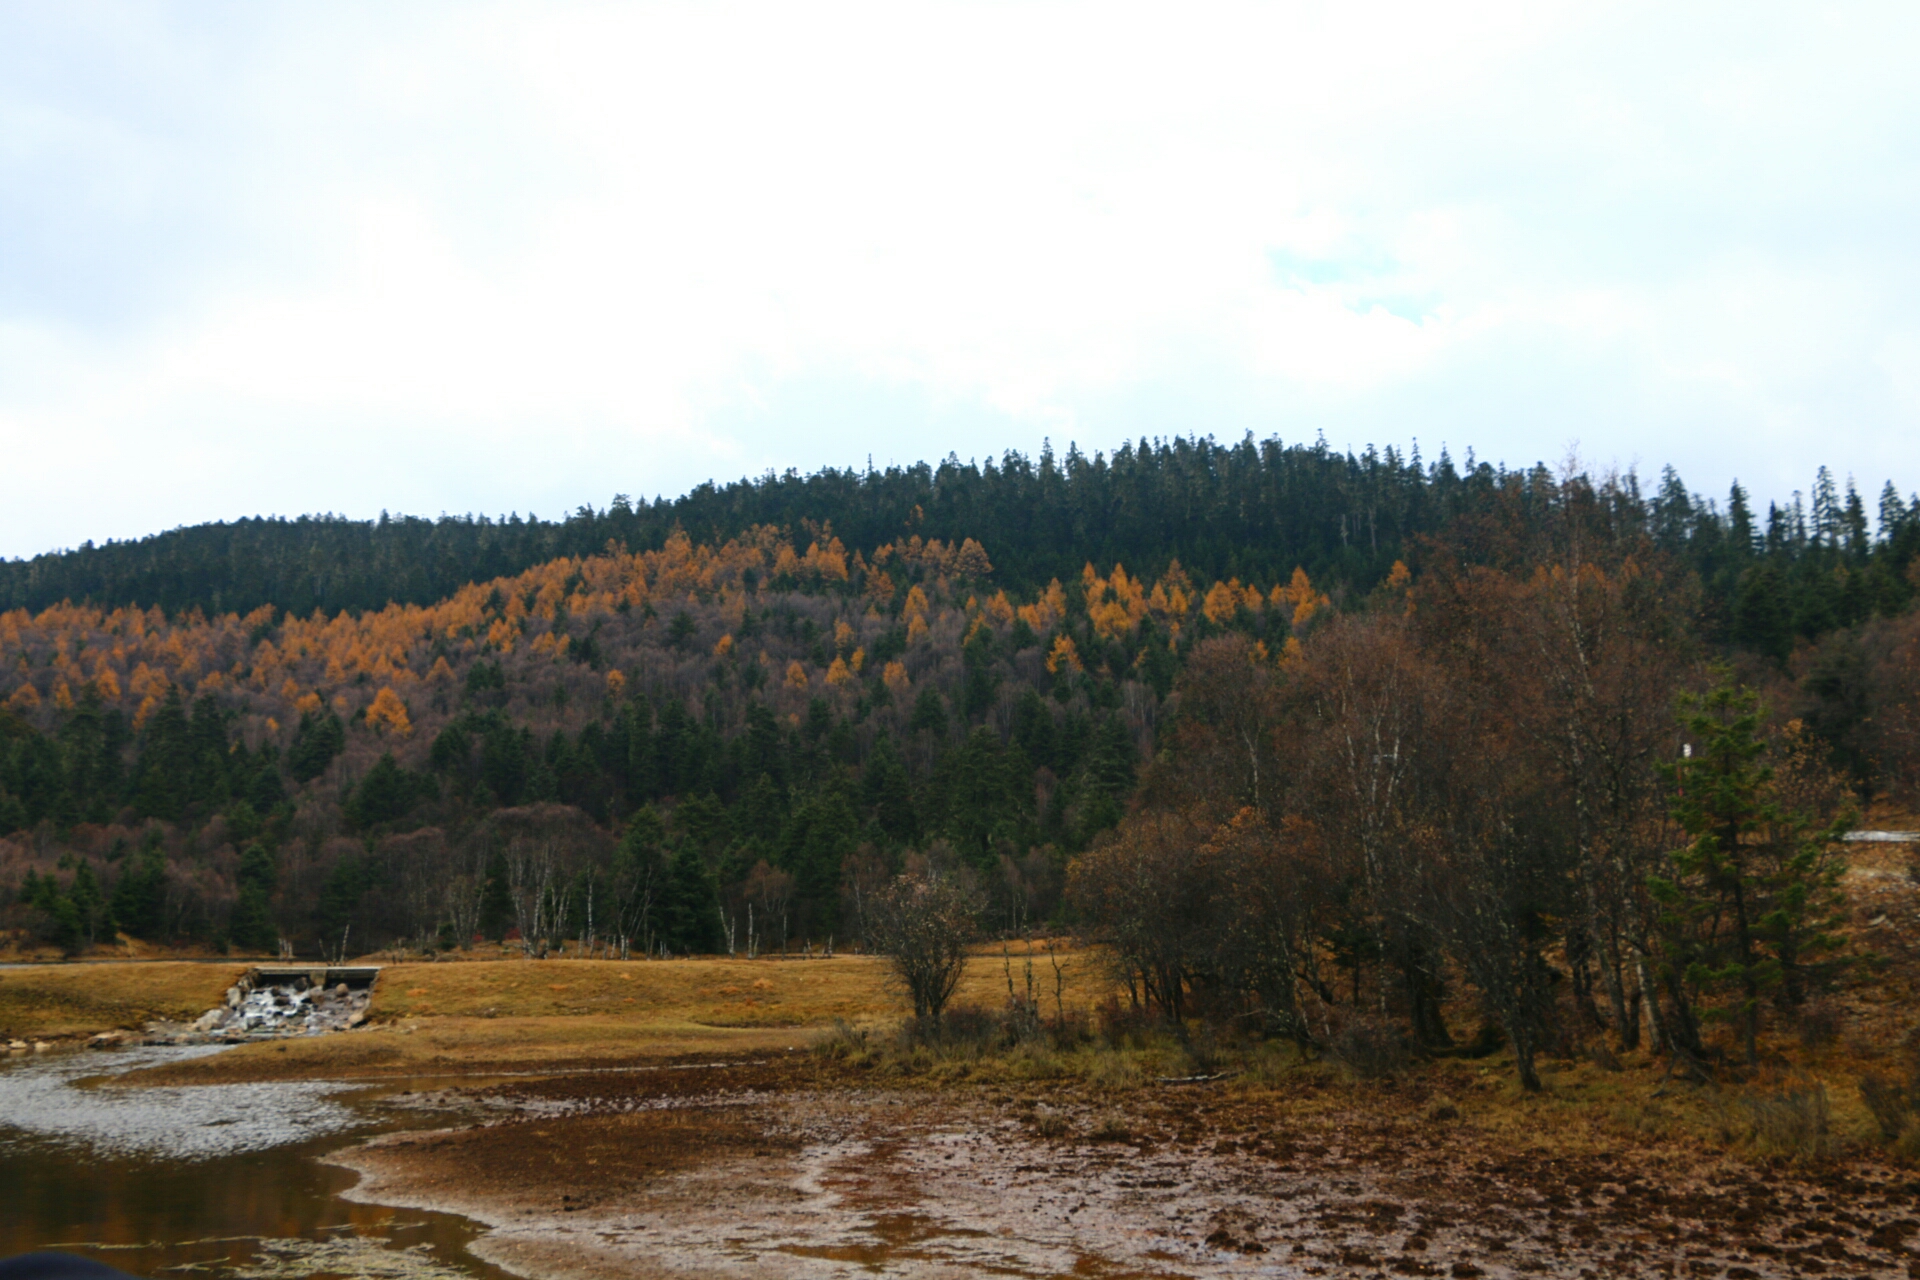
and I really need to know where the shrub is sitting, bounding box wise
[1796,998,1844,1049]
[1088,1050,1145,1089]
[811,1019,869,1061]
[1329,1014,1409,1080]
[912,1005,996,1049]
[1095,994,1163,1049]
[1182,1025,1222,1076]
[1857,1029,1920,1150]
[1031,1111,1073,1139]
[1741,1084,1832,1161]
[1859,1072,1911,1142]
[1609,1099,1681,1139]
[1457,1022,1505,1059]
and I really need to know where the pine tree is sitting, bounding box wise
[346,752,433,829]
[862,734,917,844]
[1731,565,1793,664]
[1650,674,1855,1064]
[623,701,658,803]
[908,687,949,739]
[611,806,667,952]
[229,841,279,952]
[661,840,720,953]
[110,830,168,941]
[25,866,82,951]
[936,728,1032,865]
[479,856,514,942]
[288,711,345,784]
[68,860,108,947]
[1727,482,1756,556]
[132,689,192,820]
[481,720,532,806]
[317,853,376,959]
[961,624,1000,721]
[1842,481,1871,562]
[184,696,232,811]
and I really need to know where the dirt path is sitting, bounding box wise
[330,1060,1920,1280]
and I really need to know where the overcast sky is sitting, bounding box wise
[3,1,1917,560]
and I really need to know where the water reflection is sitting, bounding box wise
[0,1048,507,1280]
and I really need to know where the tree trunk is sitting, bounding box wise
[1724,820,1761,1065]
[1398,942,1454,1049]
[1600,935,1637,1048]
[1506,1015,1543,1092]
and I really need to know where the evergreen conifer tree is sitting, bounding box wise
[479,855,514,942]
[287,711,346,784]
[661,841,720,953]
[1650,674,1855,1064]
[133,689,193,820]
[229,841,279,953]
[110,830,168,941]
[861,734,917,844]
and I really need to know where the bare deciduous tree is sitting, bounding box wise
[864,850,981,1033]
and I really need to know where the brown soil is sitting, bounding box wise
[333,1055,1920,1280]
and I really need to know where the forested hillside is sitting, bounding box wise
[2,444,1918,1086]
[0,523,1199,956]
[7,436,1916,646]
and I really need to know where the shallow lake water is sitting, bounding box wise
[0,1046,508,1280]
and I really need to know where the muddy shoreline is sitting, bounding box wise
[322,1056,1920,1280]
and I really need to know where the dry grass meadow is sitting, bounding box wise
[0,960,245,1041]
[1,940,1115,1082]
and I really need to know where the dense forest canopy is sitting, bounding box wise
[2,440,1918,1088]
[7,436,1916,640]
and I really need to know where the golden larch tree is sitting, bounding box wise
[953,537,993,578]
[1203,580,1240,625]
[366,686,413,736]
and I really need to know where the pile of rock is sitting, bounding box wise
[138,974,373,1046]
[222,979,371,1035]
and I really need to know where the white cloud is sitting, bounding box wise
[1,0,1917,558]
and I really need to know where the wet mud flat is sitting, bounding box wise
[332,1061,1920,1280]
[0,1044,517,1280]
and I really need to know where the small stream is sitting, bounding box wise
[0,1046,508,1280]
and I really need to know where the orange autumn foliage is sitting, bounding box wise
[0,525,1355,777]
[365,687,413,736]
